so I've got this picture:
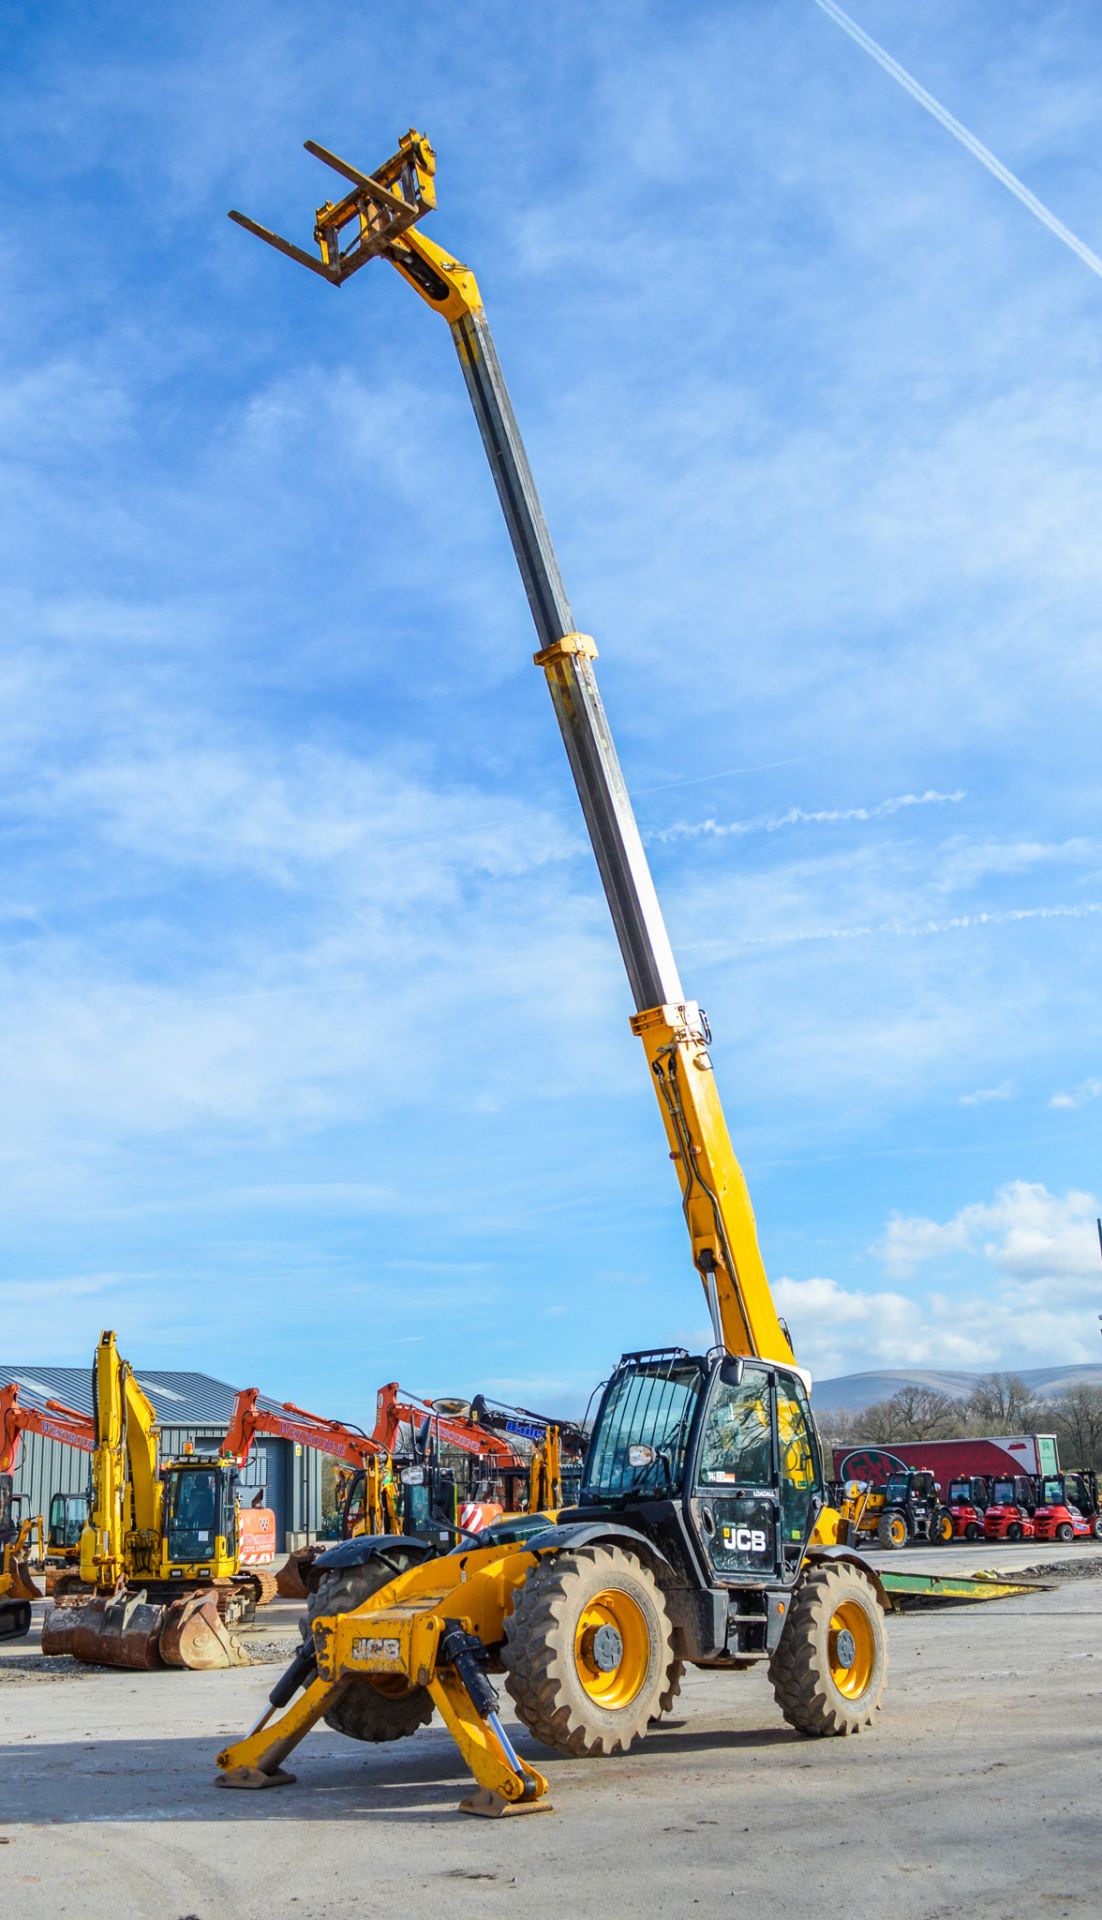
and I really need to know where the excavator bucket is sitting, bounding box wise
[160,1591,251,1670]
[42,1589,165,1669]
[4,1555,44,1603]
[276,1549,318,1599]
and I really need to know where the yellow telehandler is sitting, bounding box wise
[217,133,890,1817]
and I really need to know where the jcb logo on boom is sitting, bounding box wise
[723,1525,768,1553]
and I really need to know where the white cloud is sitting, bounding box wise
[959,1080,1018,1106]
[1049,1076,1102,1111]
[877,1181,1101,1292]
[653,788,965,845]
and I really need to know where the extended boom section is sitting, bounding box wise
[230,130,786,1368]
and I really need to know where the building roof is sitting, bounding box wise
[0,1363,288,1429]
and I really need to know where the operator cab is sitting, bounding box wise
[0,1472,15,1548]
[947,1477,988,1509]
[47,1491,88,1553]
[575,1348,823,1586]
[162,1458,237,1566]
[990,1476,1034,1511]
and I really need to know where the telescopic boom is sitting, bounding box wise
[230,133,794,1368]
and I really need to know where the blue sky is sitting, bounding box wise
[2,1,1101,1419]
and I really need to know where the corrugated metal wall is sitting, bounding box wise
[11,1428,323,1550]
[9,1429,90,1535]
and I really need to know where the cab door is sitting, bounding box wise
[691,1360,779,1581]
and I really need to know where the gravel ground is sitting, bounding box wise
[2,1549,1099,1920]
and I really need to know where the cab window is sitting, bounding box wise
[697,1367,773,1487]
[776,1375,821,1546]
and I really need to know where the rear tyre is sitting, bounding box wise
[1091,1517,1102,1540]
[876,1511,907,1550]
[965,1522,982,1542]
[769,1563,887,1737]
[935,1510,954,1546]
[1006,1523,1023,1542]
[502,1545,678,1757]
[1055,1522,1074,1543]
[306,1553,434,1744]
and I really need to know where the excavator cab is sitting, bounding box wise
[161,1458,238,1575]
[580,1349,824,1594]
[47,1491,89,1556]
[0,1471,14,1549]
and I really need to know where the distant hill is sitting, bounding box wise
[810,1364,1102,1415]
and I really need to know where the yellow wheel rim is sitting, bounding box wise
[828,1599,876,1699]
[573,1588,650,1707]
[890,1516,906,1545]
[939,1515,954,1542]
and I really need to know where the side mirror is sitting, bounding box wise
[720,1357,744,1388]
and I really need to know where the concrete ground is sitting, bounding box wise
[2,1544,1099,1920]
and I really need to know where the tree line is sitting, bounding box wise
[819,1373,1102,1471]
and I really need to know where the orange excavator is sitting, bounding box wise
[224,1390,400,1597]
[0,1384,95,1636]
[372,1384,527,1533]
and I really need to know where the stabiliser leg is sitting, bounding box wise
[431,1623,552,1818]
[215,1641,326,1789]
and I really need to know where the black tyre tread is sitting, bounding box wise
[502,1545,678,1758]
[768,1564,887,1739]
[307,1557,434,1744]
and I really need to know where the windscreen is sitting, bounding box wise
[164,1467,225,1563]
[583,1357,703,1500]
[48,1493,86,1549]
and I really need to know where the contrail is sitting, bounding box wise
[812,0,1102,283]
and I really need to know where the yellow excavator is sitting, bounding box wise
[217,133,890,1817]
[42,1332,275,1669]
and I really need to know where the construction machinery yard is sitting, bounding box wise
[6,10,1102,1909]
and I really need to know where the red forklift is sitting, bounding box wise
[1031,1471,1102,1542]
[982,1475,1037,1541]
[943,1475,990,1541]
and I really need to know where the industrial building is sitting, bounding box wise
[0,1363,324,1551]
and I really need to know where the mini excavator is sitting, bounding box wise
[218,132,890,1816]
[41,1332,276,1669]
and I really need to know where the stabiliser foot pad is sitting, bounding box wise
[458,1788,554,1818]
[215,1767,296,1790]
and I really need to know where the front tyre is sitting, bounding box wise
[306,1553,434,1744]
[934,1510,954,1546]
[769,1563,887,1737]
[502,1545,680,1757]
[876,1511,908,1550]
